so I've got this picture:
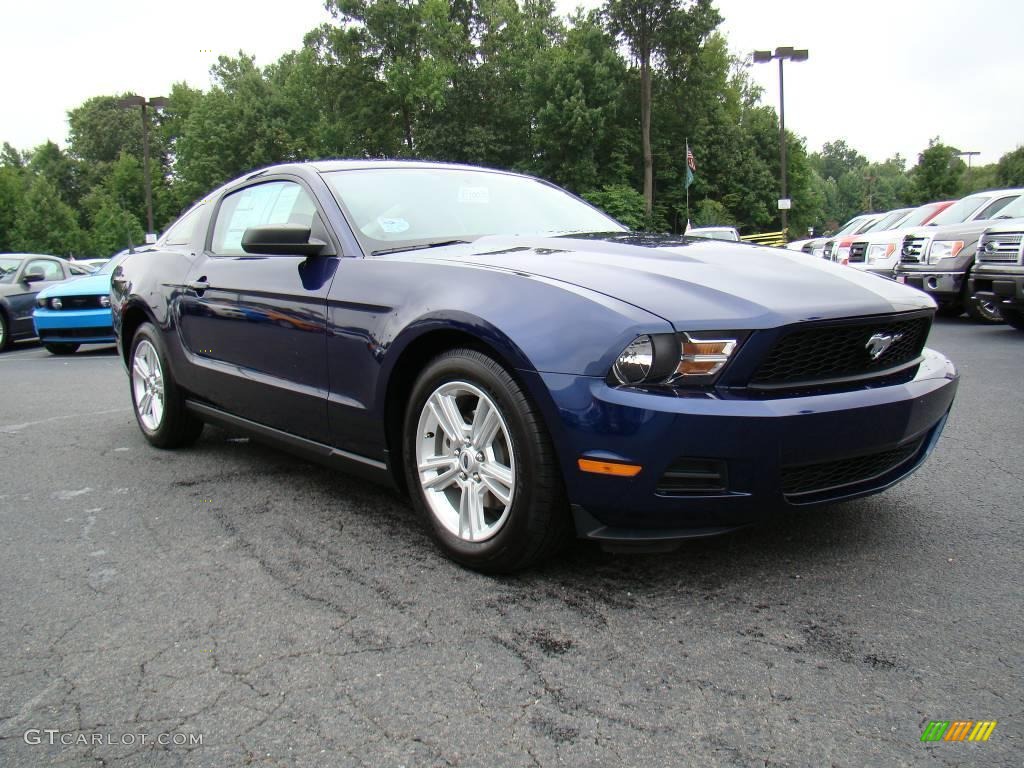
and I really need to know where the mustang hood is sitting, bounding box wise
[37,273,110,299]
[420,233,935,329]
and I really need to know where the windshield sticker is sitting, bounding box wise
[458,186,490,204]
[378,217,410,234]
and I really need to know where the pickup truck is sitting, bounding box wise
[893,189,1024,321]
[969,220,1024,331]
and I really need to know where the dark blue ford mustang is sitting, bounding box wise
[112,160,958,571]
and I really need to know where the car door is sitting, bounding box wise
[177,177,340,443]
[10,258,66,335]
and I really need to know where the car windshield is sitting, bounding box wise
[853,217,882,234]
[834,217,869,237]
[866,209,911,233]
[927,195,989,227]
[96,254,130,275]
[898,203,946,228]
[0,257,22,283]
[324,168,625,253]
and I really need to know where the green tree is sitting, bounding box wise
[996,146,1024,187]
[604,0,720,216]
[582,183,646,229]
[910,139,965,204]
[12,175,84,256]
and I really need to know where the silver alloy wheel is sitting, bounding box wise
[415,381,516,543]
[974,297,1003,322]
[131,339,165,432]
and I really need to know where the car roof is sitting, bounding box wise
[0,253,68,260]
[250,159,523,177]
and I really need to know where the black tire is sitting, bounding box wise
[0,311,11,352]
[43,343,80,356]
[402,348,569,572]
[1001,307,1024,332]
[128,322,204,448]
[965,295,1003,324]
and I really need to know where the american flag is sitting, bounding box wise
[686,145,697,172]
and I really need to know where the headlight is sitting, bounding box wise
[36,297,47,308]
[612,336,656,384]
[866,242,897,263]
[835,245,851,263]
[50,297,63,310]
[611,332,743,386]
[928,240,964,264]
[99,295,111,308]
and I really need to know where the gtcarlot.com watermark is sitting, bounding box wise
[24,729,203,747]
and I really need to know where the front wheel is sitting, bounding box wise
[965,295,1003,324]
[0,312,10,352]
[44,343,80,356]
[1001,307,1024,331]
[402,349,568,572]
[129,322,204,448]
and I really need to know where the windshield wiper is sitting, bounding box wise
[372,239,469,256]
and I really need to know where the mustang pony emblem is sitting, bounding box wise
[865,332,903,360]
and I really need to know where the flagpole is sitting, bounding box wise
[685,137,690,232]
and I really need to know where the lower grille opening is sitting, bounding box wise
[39,326,113,339]
[657,458,729,495]
[782,437,926,500]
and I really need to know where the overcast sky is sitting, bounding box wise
[3,0,1021,166]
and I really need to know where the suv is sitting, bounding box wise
[969,220,1024,331]
[894,189,1024,321]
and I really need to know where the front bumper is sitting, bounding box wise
[33,307,115,343]
[529,348,958,542]
[893,269,963,300]
[969,270,1024,310]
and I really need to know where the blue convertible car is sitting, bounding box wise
[111,161,958,571]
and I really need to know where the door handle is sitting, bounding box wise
[186,278,209,295]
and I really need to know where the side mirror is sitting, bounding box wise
[23,272,45,284]
[241,225,329,257]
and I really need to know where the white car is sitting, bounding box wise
[790,213,880,258]
[686,226,740,242]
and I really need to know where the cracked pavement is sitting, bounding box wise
[0,318,1020,767]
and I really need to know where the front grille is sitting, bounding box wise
[848,242,868,263]
[801,242,815,255]
[749,313,931,390]
[823,241,834,260]
[901,235,929,263]
[977,232,1023,264]
[51,295,106,310]
[782,437,925,499]
[39,326,112,339]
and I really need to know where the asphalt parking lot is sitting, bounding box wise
[0,318,1020,767]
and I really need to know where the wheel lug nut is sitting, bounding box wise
[476,452,484,461]
[473,473,480,482]
[459,472,467,481]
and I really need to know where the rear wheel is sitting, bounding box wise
[0,312,10,352]
[43,343,79,356]
[965,295,1003,324]
[1000,307,1024,331]
[129,322,204,448]
[403,349,568,572]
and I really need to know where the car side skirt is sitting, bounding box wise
[184,400,395,488]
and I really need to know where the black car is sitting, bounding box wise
[0,254,92,351]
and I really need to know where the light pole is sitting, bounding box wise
[957,150,980,188]
[117,95,168,241]
[753,47,808,235]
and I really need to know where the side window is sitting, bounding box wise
[976,196,1015,220]
[211,181,318,256]
[25,259,63,281]
[163,206,203,246]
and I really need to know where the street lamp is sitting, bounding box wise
[753,47,809,234]
[957,150,980,187]
[117,95,168,241]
